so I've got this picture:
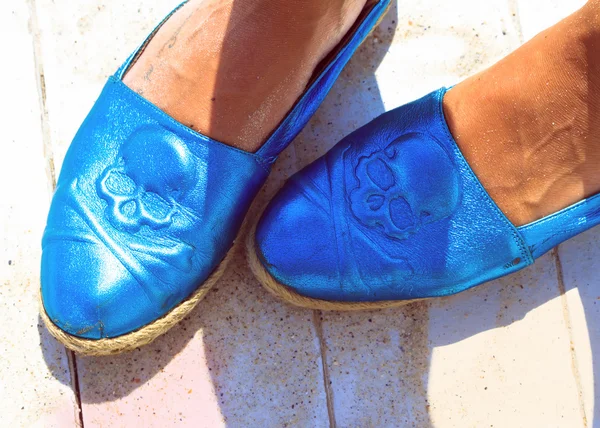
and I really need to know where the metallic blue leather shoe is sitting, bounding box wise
[40,0,391,354]
[248,87,600,310]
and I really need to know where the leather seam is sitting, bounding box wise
[517,193,600,232]
[435,89,533,265]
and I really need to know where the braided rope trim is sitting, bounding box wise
[40,246,235,356]
[246,217,421,312]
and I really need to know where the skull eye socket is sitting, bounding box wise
[120,200,137,217]
[366,159,395,191]
[367,194,385,211]
[389,197,414,231]
[105,171,137,196]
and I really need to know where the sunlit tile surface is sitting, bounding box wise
[4,0,595,426]
[1,2,78,427]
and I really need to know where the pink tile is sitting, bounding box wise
[77,248,329,426]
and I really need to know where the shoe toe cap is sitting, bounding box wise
[255,171,342,300]
[41,237,161,340]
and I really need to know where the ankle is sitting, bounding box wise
[443,2,600,226]
[124,0,368,152]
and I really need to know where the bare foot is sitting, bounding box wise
[123,0,370,152]
[443,0,600,226]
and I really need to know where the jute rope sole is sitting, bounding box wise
[40,246,236,356]
[246,220,422,311]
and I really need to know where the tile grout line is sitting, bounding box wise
[67,350,85,428]
[552,248,588,428]
[26,0,56,196]
[506,0,525,44]
[511,1,583,424]
[289,126,339,425]
[27,0,84,426]
[312,310,337,428]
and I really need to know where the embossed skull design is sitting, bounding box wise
[98,128,197,233]
[349,132,460,240]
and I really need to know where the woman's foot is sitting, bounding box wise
[443,0,600,226]
[123,0,369,152]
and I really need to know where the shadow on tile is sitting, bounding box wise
[315,244,571,426]
[37,317,75,388]
[428,252,563,346]
[560,228,600,427]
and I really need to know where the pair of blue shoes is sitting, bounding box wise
[40,0,600,355]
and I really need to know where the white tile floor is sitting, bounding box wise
[1,0,596,426]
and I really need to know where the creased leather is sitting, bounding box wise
[256,88,536,302]
[42,78,268,338]
[41,0,391,338]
